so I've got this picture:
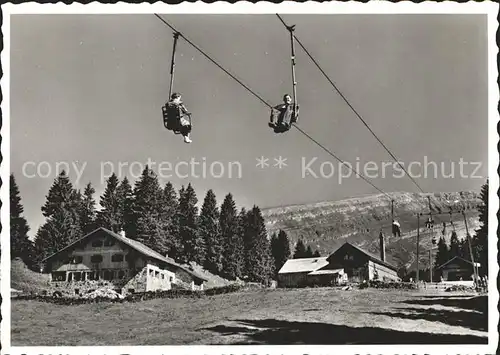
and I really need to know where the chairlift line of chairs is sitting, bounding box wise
[162,21,301,142]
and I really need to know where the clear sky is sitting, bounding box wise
[10,14,488,237]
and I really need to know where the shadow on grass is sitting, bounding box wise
[372,307,487,332]
[202,318,487,344]
[402,295,488,313]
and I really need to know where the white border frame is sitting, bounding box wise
[1,2,498,355]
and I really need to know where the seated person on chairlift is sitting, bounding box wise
[269,94,299,132]
[166,92,192,143]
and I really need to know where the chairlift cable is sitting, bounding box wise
[276,13,426,195]
[154,13,391,200]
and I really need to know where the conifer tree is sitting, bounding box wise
[200,189,223,274]
[96,173,121,233]
[434,236,449,276]
[132,167,169,254]
[312,250,321,257]
[79,182,97,235]
[270,229,291,276]
[474,180,488,276]
[161,182,182,259]
[243,206,274,283]
[220,194,241,279]
[305,245,314,258]
[39,171,83,247]
[10,174,35,268]
[449,231,461,258]
[178,183,203,264]
[117,177,134,236]
[293,239,307,259]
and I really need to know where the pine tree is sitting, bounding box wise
[449,231,460,258]
[220,194,241,279]
[96,173,121,233]
[200,190,223,274]
[473,180,488,276]
[243,206,274,283]
[79,182,97,235]
[270,229,291,276]
[178,183,203,264]
[293,239,307,259]
[132,167,169,254]
[10,174,35,268]
[117,177,134,236]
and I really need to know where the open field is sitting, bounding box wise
[11,287,488,345]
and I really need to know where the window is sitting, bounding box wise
[92,240,103,247]
[81,272,86,281]
[104,239,115,247]
[149,269,154,276]
[155,271,160,278]
[74,272,82,281]
[68,273,73,282]
[103,270,112,280]
[118,270,125,279]
[52,272,66,281]
[71,256,83,264]
[91,254,103,263]
[161,274,165,280]
[112,254,124,262]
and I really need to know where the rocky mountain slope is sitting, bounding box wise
[262,191,482,270]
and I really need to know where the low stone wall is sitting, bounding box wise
[12,283,244,305]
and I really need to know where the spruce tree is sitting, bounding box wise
[200,190,223,274]
[434,236,449,275]
[449,231,461,258]
[162,182,182,259]
[270,229,291,276]
[40,171,83,247]
[132,167,169,254]
[117,177,134,236]
[243,206,274,283]
[220,194,241,279]
[474,180,488,276]
[178,183,203,264]
[305,245,314,258]
[10,174,35,268]
[96,173,121,233]
[79,182,97,235]
[293,239,307,259]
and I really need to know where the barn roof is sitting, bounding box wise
[436,256,480,270]
[42,227,207,282]
[278,257,329,274]
[328,242,399,272]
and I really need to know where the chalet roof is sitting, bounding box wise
[278,257,329,274]
[42,227,207,282]
[328,242,399,272]
[436,256,481,270]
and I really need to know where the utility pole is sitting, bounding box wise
[462,210,478,289]
[426,196,435,283]
[416,212,420,284]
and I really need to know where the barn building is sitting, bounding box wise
[436,256,480,281]
[41,227,207,296]
[277,256,347,287]
[278,234,399,287]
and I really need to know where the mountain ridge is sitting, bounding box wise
[261,191,482,270]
